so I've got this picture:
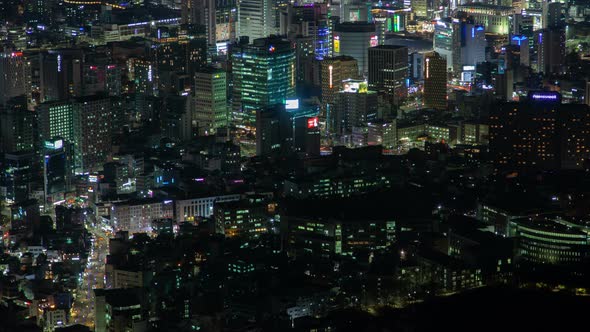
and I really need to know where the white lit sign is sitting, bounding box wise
[285,99,299,110]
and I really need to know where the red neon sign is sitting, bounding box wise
[307,117,318,129]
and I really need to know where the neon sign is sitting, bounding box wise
[512,35,527,46]
[307,117,319,128]
[530,92,560,101]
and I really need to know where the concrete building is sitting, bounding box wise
[193,66,228,135]
[333,22,377,76]
[423,52,447,110]
[368,45,409,103]
[0,51,27,106]
[111,199,174,233]
[175,194,241,222]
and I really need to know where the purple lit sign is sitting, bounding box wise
[531,93,558,100]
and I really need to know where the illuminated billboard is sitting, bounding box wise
[285,99,299,110]
[216,23,231,41]
[370,35,378,47]
[44,139,63,150]
[334,36,340,53]
[342,80,368,93]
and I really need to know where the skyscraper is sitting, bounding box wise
[368,45,409,103]
[409,52,425,83]
[510,35,530,67]
[182,0,237,52]
[433,18,486,75]
[282,3,333,83]
[37,101,76,144]
[0,51,27,106]
[536,28,565,75]
[238,0,277,41]
[423,52,447,110]
[457,22,486,72]
[74,96,113,172]
[319,56,359,106]
[129,58,159,97]
[334,22,377,76]
[281,3,332,60]
[0,96,35,153]
[433,18,454,72]
[40,49,84,102]
[194,66,228,135]
[231,37,295,125]
[43,137,73,205]
[542,1,562,29]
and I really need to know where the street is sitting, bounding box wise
[70,219,109,329]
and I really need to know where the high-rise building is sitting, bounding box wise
[536,28,565,75]
[10,199,40,235]
[339,0,372,22]
[0,52,27,106]
[494,69,514,102]
[39,49,84,102]
[456,4,513,35]
[37,101,76,147]
[434,18,486,75]
[74,96,113,172]
[512,13,534,37]
[0,96,35,153]
[333,22,377,76]
[231,37,295,125]
[423,52,447,110]
[411,0,428,18]
[368,45,409,103]
[24,0,52,25]
[294,116,320,156]
[457,22,486,72]
[128,58,158,97]
[281,3,332,60]
[82,62,122,97]
[489,92,590,171]
[433,18,454,72]
[1,152,37,203]
[182,0,237,52]
[333,80,378,137]
[194,67,228,135]
[409,52,425,83]
[255,105,292,156]
[162,95,193,143]
[542,1,562,29]
[43,138,73,205]
[510,35,530,67]
[238,0,277,41]
[318,56,359,106]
